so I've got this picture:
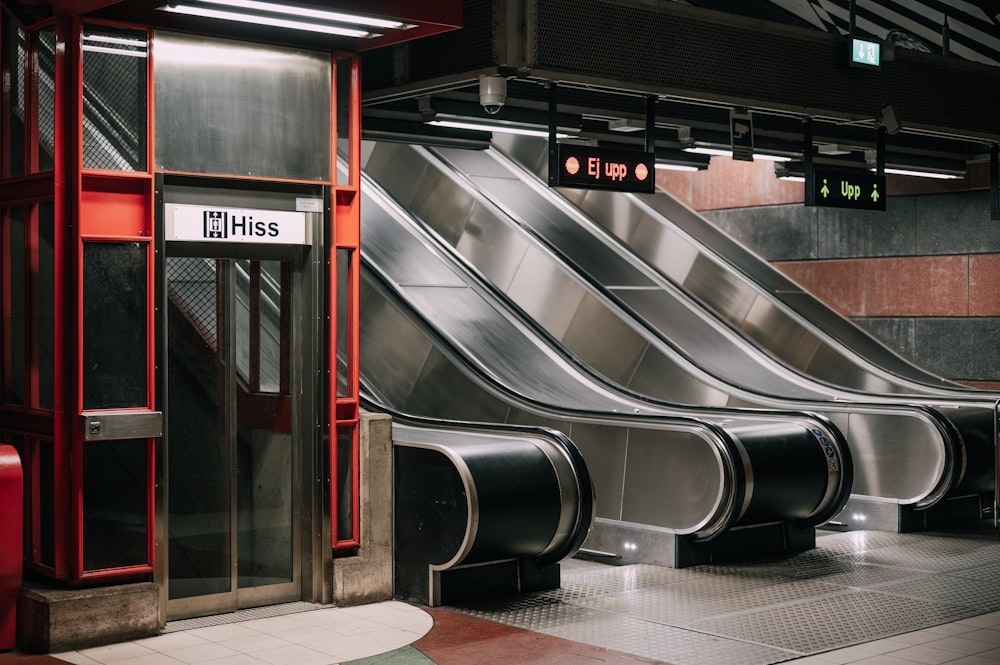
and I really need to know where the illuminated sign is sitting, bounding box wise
[850,37,881,68]
[165,203,312,244]
[555,144,654,193]
[810,168,886,211]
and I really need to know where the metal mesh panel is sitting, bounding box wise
[3,16,27,177]
[34,28,55,172]
[167,257,219,352]
[82,26,147,171]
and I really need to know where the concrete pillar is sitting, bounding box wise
[331,413,394,605]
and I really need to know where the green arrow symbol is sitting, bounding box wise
[820,179,830,198]
[871,185,880,203]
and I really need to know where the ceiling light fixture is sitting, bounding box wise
[157,1,414,38]
[427,119,572,139]
[654,163,701,172]
[879,167,963,180]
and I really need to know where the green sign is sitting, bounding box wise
[850,38,881,68]
[810,168,886,211]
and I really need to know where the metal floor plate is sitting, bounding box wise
[450,526,1000,665]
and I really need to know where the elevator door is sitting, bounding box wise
[165,256,300,619]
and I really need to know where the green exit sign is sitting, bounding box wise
[850,38,881,68]
[809,168,886,211]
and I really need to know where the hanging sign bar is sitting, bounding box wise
[165,203,311,245]
[554,144,654,193]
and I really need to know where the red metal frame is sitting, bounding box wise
[329,53,361,550]
[4,8,367,579]
[69,17,156,581]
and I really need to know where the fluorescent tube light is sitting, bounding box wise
[684,146,731,157]
[654,163,701,172]
[158,4,382,37]
[191,0,414,29]
[880,167,963,180]
[428,119,571,139]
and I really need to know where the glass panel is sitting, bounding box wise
[258,260,282,394]
[38,439,53,568]
[83,439,148,570]
[34,202,54,409]
[236,419,292,588]
[236,258,292,587]
[33,28,55,172]
[82,242,147,409]
[3,207,25,406]
[81,26,147,171]
[3,16,26,177]
[336,249,350,397]
[335,56,353,185]
[166,256,229,599]
[335,426,354,543]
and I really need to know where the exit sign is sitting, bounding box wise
[554,144,654,193]
[850,37,881,68]
[809,168,886,211]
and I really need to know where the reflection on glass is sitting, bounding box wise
[166,257,229,599]
[336,426,354,543]
[35,202,54,409]
[2,207,25,405]
[3,17,26,177]
[33,28,55,172]
[82,26,148,171]
[82,242,147,409]
[83,439,148,571]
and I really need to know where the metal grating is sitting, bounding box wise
[82,26,147,172]
[167,257,219,349]
[449,527,1000,665]
[34,28,55,172]
[163,601,323,633]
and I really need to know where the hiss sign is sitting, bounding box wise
[166,203,312,245]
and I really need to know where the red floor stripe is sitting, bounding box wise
[413,608,656,665]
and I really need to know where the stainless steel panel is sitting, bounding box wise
[506,244,588,342]
[80,411,162,440]
[740,294,824,373]
[458,204,532,293]
[622,426,725,532]
[154,32,330,180]
[845,410,947,502]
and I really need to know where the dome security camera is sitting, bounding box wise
[479,75,507,115]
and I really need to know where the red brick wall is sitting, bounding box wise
[773,254,1000,318]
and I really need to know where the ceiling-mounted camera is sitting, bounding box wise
[479,75,507,115]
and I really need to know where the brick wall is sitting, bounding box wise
[658,158,1000,387]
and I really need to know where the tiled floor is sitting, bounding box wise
[5,527,1000,665]
[51,601,433,665]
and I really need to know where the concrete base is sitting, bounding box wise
[578,519,815,568]
[832,494,990,533]
[17,581,160,653]
[331,413,394,606]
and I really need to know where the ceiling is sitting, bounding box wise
[7,0,997,176]
[358,0,1000,177]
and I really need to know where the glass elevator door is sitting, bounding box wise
[165,256,300,619]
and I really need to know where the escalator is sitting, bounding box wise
[358,167,853,565]
[361,139,994,530]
